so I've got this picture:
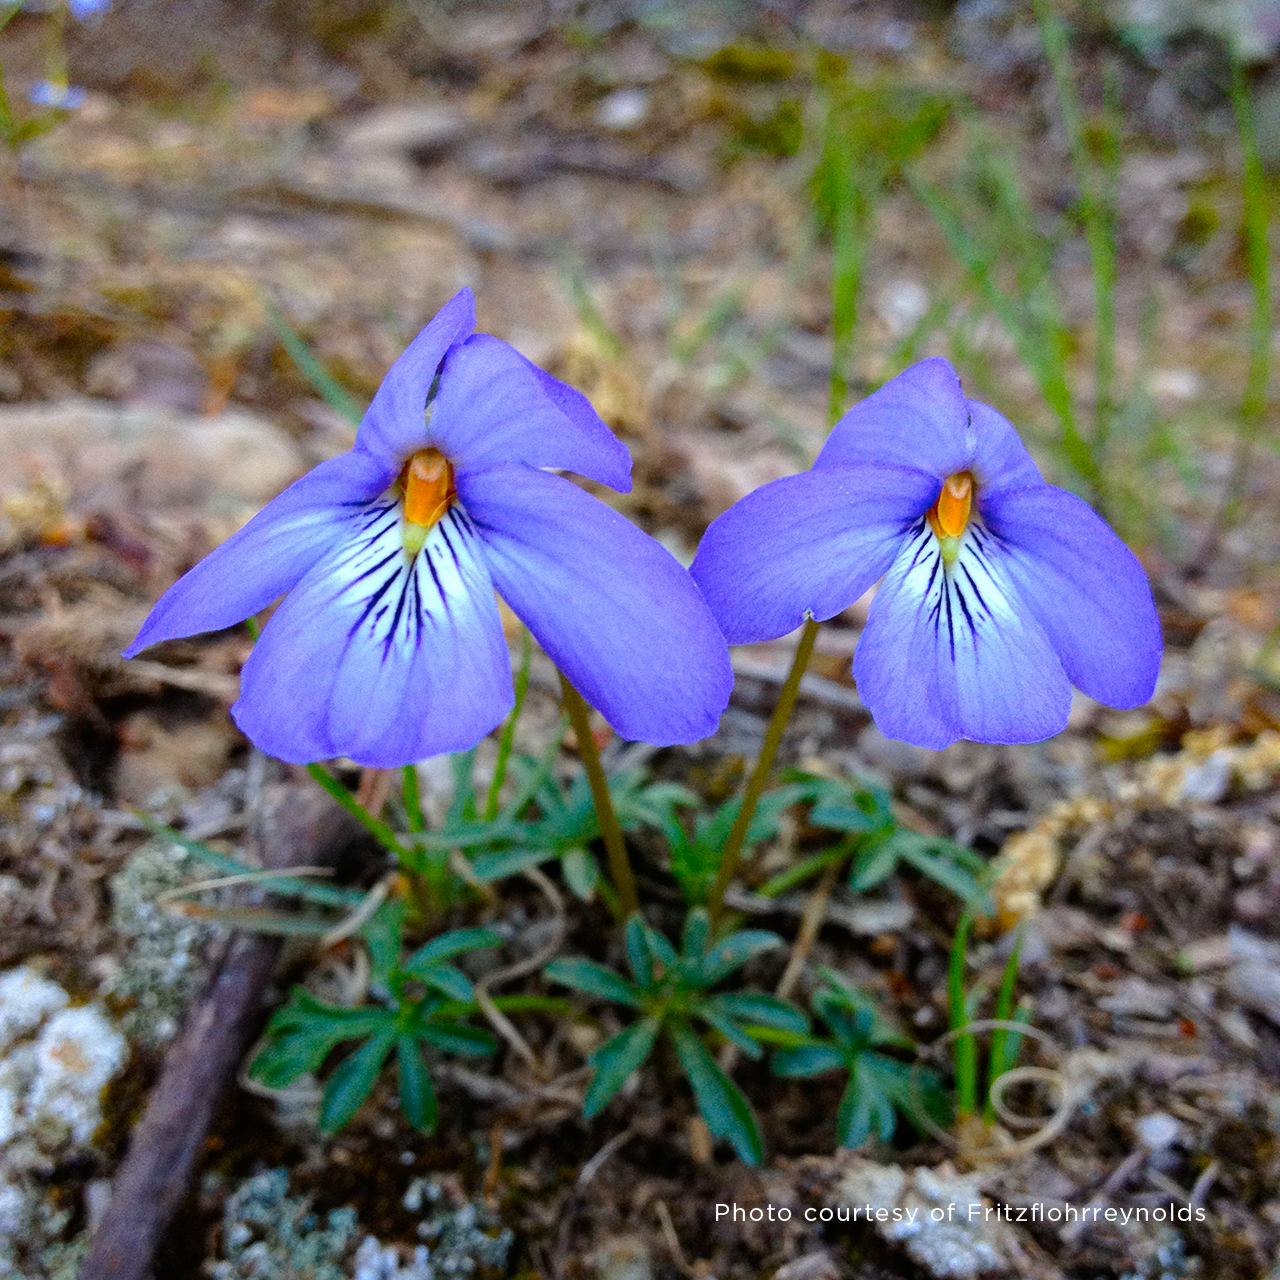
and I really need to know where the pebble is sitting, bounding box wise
[836,1158,1019,1277]
[1134,1112,1182,1151]
[0,967,68,1054]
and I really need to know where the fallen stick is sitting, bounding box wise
[80,783,362,1280]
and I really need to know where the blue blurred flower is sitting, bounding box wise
[690,358,1161,749]
[68,0,110,18]
[29,79,85,108]
[126,290,732,765]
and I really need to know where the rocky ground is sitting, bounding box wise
[1,2,1279,1278]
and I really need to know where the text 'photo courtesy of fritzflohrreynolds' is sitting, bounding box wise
[2,2,1280,1279]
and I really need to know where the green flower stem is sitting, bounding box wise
[306,763,413,862]
[484,626,532,821]
[402,765,425,833]
[948,908,978,1118]
[1224,56,1273,527]
[557,671,638,919]
[707,616,820,929]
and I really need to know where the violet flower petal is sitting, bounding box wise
[464,463,732,745]
[233,501,512,765]
[354,289,475,466]
[689,464,938,645]
[429,334,631,490]
[852,519,1072,749]
[813,357,972,479]
[982,484,1162,708]
[123,448,392,657]
[967,400,1045,494]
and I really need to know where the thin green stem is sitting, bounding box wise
[985,926,1025,1124]
[1032,0,1117,489]
[484,627,532,822]
[1225,56,1273,520]
[262,297,363,425]
[402,765,424,834]
[306,763,413,862]
[558,672,638,919]
[707,616,820,928]
[948,908,977,1119]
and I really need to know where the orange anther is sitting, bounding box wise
[927,470,974,541]
[401,448,456,530]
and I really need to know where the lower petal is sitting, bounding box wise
[981,485,1162,708]
[689,464,937,644]
[853,521,1071,749]
[234,501,512,765]
[462,464,732,746]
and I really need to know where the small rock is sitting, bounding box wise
[594,1236,654,1280]
[1179,934,1233,971]
[835,1158,1020,1277]
[83,340,209,412]
[0,967,69,1054]
[1097,978,1175,1020]
[1175,750,1233,804]
[335,103,472,165]
[597,88,649,130]
[1225,944,1280,1027]
[1134,1112,1182,1151]
[875,279,929,338]
[774,1251,840,1280]
[28,1006,127,1145]
[0,400,306,528]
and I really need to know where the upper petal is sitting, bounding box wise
[462,464,732,745]
[852,520,1072,749]
[427,334,632,490]
[689,464,938,645]
[814,357,972,479]
[967,400,1045,495]
[124,448,393,656]
[354,289,476,465]
[981,485,1162,708]
[233,500,513,765]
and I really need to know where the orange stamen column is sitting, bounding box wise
[926,471,973,563]
[400,448,456,558]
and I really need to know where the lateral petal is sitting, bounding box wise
[853,521,1071,749]
[234,501,512,765]
[689,464,938,645]
[427,334,632,490]
[462,464,732,745]
[354,288,476,466]
[982,485,1162,708]
[124,448,393,656]
[814,357,972,479]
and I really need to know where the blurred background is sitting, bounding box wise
[1,1,1279,1278]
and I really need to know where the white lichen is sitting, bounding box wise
[209,1170,512,1280]
[106,836,218,1046]
[0,968,128,1279]
[27,1006,127,1146]
[0,968,68,1054]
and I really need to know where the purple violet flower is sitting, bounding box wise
[29,79,86,109]
[125,289,732,765]
[690,358,1162,750]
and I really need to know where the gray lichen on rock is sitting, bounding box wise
[105,836,221,1046]
[209,1169,513,1280]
